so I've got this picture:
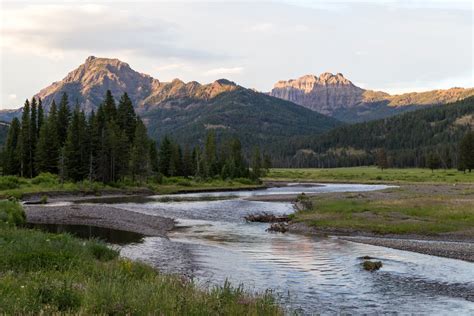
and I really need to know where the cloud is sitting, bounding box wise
[248,23,275,32]
[0,3,222,61]
[203,67,244,76]
[8,94,17,100]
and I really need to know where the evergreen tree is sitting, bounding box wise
[2,118,21,175]
[263,153,272,175]
[459,131,474,172]
[103,90,117,121]
[182,146,194,177]
[159,136,173,176]
[376,148,389,171]
[86,110,100,181]
[130,120,150,181]
[19,99,31,177]
[29,97,38,177]
[57,93,71,146]
[65,108,89,181]
[204,131,217,177]
[149,140,159,174]
[37,98,44,138]
[427,153,440,172]
[35,101,60,174]
[169,144,183,176]
[117,92,137,142]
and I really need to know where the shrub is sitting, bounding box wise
[40,195,48,204]
[0,176,25,190]
[31,173,59,186]
[0,200,26,226]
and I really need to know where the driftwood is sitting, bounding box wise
[266,223,289,233]
[244,212,290,223]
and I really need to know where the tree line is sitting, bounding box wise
[273,97,474,170]
[1,91,267,182]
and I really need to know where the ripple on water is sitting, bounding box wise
[113,184,474,314]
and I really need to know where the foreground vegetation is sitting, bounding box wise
[266,167,474,184]
[0,173,262,199]
[292,185,474,236]
[0,201,280,314]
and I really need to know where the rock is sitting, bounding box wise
[244,212,289,223]
[362,260,383,271]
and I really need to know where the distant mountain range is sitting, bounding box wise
[269,73,474,122]
[1,56,472,152]
[1,56,341,151]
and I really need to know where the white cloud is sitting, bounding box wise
[248,23,275,32]
[8,94,17,100]
[203,67,244,76]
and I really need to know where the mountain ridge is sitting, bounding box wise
[269,73,474,122]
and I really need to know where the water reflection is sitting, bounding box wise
[97,183,473,314]
[27,223,144,245]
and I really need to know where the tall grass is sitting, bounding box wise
[0,201,281,314]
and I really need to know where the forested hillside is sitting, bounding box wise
[141,87,341,153]
[277,97,474,168]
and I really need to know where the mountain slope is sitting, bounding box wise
[270,73,474,123]
[142,87,341,152]
[19,56,341,153]
[279,96,474,168]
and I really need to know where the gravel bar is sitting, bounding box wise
[341,236,474,262]
[25,204,175,237]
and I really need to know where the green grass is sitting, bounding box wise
[0,173,263,199]
[265,167,474,184]
[0,201,281,314]
[293,189,474,235]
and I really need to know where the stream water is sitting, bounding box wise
[60,184,474,314]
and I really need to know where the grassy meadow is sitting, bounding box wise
[265,167,474,184]
[292,185,474,236]
[0,200,281,314]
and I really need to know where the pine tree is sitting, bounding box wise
[204,131,217,177]
[36,100,60,174]
[427,153,440,172]
[459,131,474,172]
[149,140,159,174]
[37,98,44,138]
[103,90,117,121]
[376,148,389,171]
[19,99,31,177]
[29,97,38,177]
[2,118,21,175]
[158,136,173,176]
[182,146,194,177]
[64,107,88,181]
[130,120,150,181]
[57,93,71,147]
[169,144,183,176]
[117,92,137,142]
[263,153,272,175]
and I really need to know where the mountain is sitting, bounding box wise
[277,96,474,168]
[35,56,241,113]
[12,56,340,153]
[141,86,341,153]
[269,73,474,122]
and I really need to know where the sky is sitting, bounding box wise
[0,0,472,109]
